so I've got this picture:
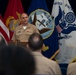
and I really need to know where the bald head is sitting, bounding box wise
[20,13,28,18]
[28,33,43,51]
[20,13,28,25]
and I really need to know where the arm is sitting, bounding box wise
[55,62,62,75]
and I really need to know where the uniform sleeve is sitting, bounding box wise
[34,26,40,34]
[67,64,70,75]
[55,62,62,75]
[66,63,76,75]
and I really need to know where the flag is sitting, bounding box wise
[52,0,76,63]
[0,15,10,43]
[28,0,59,59]
[4,0,24,40]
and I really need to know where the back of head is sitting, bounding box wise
[0,45,36,75]
[28,33,43,51]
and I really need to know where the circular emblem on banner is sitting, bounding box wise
[28,9,54,39]
[65,12,75,23]
[6,12,21,32]
[9,19,20,31]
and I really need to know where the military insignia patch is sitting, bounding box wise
[28,9,54,39]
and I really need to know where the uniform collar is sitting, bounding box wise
[32,52,42,56]
[19,23,30,29]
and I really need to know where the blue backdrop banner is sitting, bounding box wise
[28,0,59,59]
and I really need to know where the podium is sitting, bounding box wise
[9,41,28,47]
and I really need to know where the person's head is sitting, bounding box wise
[20,13,28,25]
[0,45,36,75]
[0,35,6,47]
[28,33,43,51]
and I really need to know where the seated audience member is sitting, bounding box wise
[67,62,76,75]
[27,33,62,75]
[0,45,36,75]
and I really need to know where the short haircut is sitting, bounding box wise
[0,45,36,75]
[20,13,28,18]
[28,33,43,51]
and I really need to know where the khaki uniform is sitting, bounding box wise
[32,52,62,75]
[12,23,39,42]
[67,62,76,75]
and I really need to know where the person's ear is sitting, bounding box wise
[19,18,22,23]
[26,44,29,48]
[42,44,45,50]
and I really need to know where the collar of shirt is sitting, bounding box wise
[23,26,27,29]
[32,52,43,56]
